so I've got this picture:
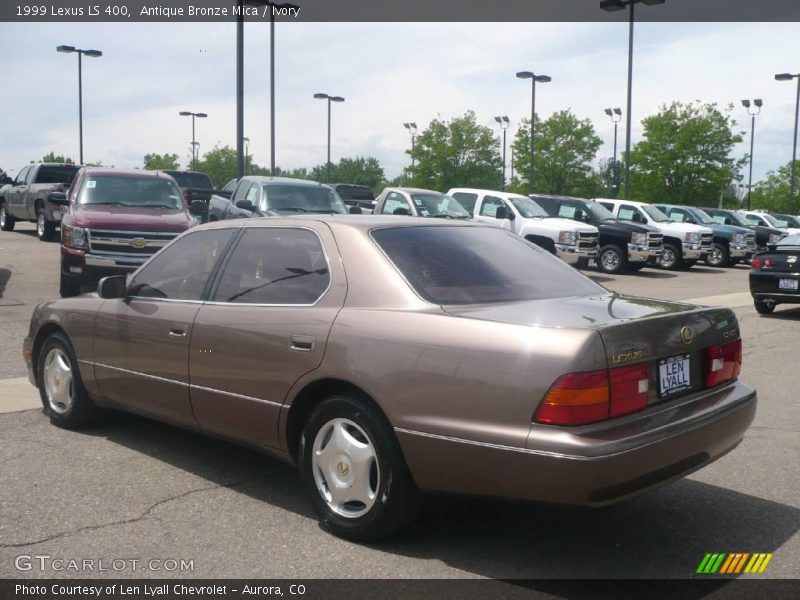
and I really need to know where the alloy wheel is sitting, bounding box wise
[660,247,676,269]
[600,249,620,272]
[37,212,45,237]
[43,348,74,415]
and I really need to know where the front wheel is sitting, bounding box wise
[300,394,420,542]
[597,245,626,274]
[705,242,729,268]
[754,300,776,314]
[37,332,97,428]
[36,208,57,241]
[0,203,15,231]
[659,243,682,270]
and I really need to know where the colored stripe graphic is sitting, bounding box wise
[698,553,773,574]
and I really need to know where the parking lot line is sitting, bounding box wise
[0,377,41,414]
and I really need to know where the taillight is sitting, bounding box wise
[706,339,742,388]
[535,364,649,426]
[751,257,761,269]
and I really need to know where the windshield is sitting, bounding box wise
[35,165,80,185]
[690,208,716,224]
[774,214,800,228]
[165,171,213,189]
[711,210,749,227]
[585,202,615,220]
[778,233,800,246]
[77,176,184,210]
[760,214,787,228]
[642,205,671,222]
[509,196,548,218]
[371,226,603,304]
[335,185,375,201]
[262,184,347,214]
[410,193,471,218]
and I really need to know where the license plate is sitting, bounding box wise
[658,354,691,397]
[778,278,798,290]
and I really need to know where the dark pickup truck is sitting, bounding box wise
[530,194,664,274]
[208,176,350,221]
[0,162,82,241]
[162,170,232,208]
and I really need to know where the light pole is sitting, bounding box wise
[741,99,762,210]
[56,45,102,165]
[776,72,800,213]
[516,71,551,193]
[243,137,250,175]
[403,122,418,171]
[179,111,207,171]
[494,116,510,190]
[604,107,622,196]
[314,93,344,183]
[600,0,665,199]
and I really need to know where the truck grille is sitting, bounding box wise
[745,232,756,250]
[87,229,178,258]
[700,233,713,249]
[647,232,663,249]
[578,232,599,250]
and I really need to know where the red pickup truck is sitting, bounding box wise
[55,167,206,297]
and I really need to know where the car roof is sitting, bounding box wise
[243,176,332,188]
[449,188,529,198]
[84,167,172,180]
[196,214,478,233]
[383,187,443,195]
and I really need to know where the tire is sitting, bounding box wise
[705,242,729,268]
[37,332,96,429]
[575,257,590,270]
[59,272,81,297]
[0,202,15,231]
[300,394,420,542]
[658,243,682,270]
[597,245,627,274]
[754,300,775,314]
[36,207,56,241]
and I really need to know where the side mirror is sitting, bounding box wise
[97,275,126,299]
[188,200,208,216]
[349,205,363,214]
[236,199,255,212]
[1,176,12,185]
[47,191,69,205]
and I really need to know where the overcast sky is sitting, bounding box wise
[1,21,799,185]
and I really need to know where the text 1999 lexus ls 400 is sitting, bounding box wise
[24,216,757,541]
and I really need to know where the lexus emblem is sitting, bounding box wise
[788,256,797,264]
[129,238,148,249]
[337,462,349,477]
[680,325,694,345]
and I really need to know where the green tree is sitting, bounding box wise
[408,111,501,190]
[309,156,385,190]
[42,152,74,164]
[195,144,238,188]
[143,153,180,171]
[629,101,745,205]
[509,110,601,197]
[749,159,800,213]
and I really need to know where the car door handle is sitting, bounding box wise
[168,326,188,338]
[289,335,315,352]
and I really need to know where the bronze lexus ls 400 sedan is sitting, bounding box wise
[24,216,756,541]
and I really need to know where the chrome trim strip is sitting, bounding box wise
[88,228,182,237]
[93,361,187,386]
[188,384,283,408]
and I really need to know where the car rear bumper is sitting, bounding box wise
[750,271,800,303]
[396,380,756,506]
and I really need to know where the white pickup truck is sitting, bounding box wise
[448,188,599,267]
[595,198,713,270]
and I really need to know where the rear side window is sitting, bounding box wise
[451,192,478,214]
[129,229,235,301]
[371,226,602,305]
[35,166,80,185]
[381,193,411,215]
[165,172,213,189]
[213,228,330,305]
[617,206,639,221]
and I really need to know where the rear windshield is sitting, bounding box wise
[35,165,80,185]
[77,176,185,211]
[262,184,347,214]
[335,185,375,201]
[371,226,602,305]
[165,171,213,189]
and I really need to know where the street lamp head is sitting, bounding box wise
[196,113,208,118]
[604,108,613,116]
[641,0,666,5]
[534,75,552,83]
[243,137,250,143]
[516,71,534,79]
[600,0,626,12]
[754,99,763,107]
[494,116,503,124]
[775,73,795,81]
[502,116,510,124]
[57,45,76,53]
[83,50,103,57]
[330,96,345,102]
[410,122,417,129]
[179,111,192,116]
[613,107,622,115]
[741,99,751,108]
[313,93,329,99]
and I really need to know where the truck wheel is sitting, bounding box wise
[0,203,15,231]
[300,394,420,542]
[36,208,56,241]
[37,331,97,429]
[754,300,776,315]
[705,242,729,268]
[658,243,682,270]
[576,257,591,270]
[598,245,627,274]
[59,272,81,297]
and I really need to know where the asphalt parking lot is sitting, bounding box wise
[0,223,798,580]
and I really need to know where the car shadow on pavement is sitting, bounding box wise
[760,306,800,320]
[0,268,10,300]
[84,411,799,580]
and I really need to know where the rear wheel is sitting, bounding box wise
[36,207,56,241]
[300,394,420,542]
[37,332,96,428]
[0,203,15,231]
[59,272,81,297]
[597,245,627,274]
[658,243,682,270]
[705,242,729,268]
[754,299,776,314]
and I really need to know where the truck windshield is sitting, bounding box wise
[409,194,471,218]
[372,226,603,305]
[585,202,615,221]
[35,165,80,185]
[165,172,213,189]
[642,205,671,223]
[262,184,347,214]
[78,176,185,210]
[690,208,716,224]
[508,196,548,218]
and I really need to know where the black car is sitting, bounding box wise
[749,234,800,314]
[331,183,375,214]
[530,194,663,274]
[703,207,785,251]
